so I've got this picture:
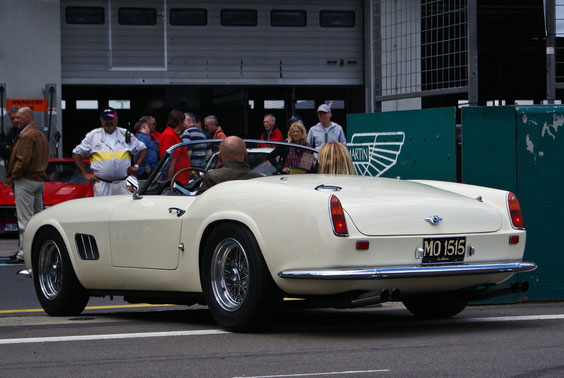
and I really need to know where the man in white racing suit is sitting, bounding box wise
[72,107,147,196]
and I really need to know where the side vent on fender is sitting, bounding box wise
[75,233,100,260]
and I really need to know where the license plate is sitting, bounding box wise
[2,224,18,232]
[422,237,466,264]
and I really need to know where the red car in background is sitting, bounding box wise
[0,158,93,233]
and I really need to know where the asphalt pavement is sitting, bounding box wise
[0,234,18,262]
[2,230,564,376]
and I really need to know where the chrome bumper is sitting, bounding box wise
[278,261,537,280]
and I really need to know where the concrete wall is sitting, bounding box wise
[0,0,62,157]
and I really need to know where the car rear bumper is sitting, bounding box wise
[0,206,18,233]
[278,261,537,280]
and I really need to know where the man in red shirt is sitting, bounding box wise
[159,110,190,183]
[258,114,283,147]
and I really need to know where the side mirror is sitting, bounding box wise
[125,175,139,194]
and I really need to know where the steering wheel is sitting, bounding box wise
[170,167,207,194]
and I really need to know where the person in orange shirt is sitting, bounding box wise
[204,115,226,140]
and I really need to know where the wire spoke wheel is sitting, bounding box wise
[32,228,89,316]
[203,223,281,331]
[211,238,250,312]
[38,240,64,300]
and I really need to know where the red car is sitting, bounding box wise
[0,158,93,233]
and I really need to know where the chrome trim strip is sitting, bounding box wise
[278,262,537,280]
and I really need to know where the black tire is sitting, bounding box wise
[201,223,281,331]
[32,228,89,316]
[402,293,469,319]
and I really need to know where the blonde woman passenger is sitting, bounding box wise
[317,142,356,175]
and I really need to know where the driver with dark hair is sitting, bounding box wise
[198,136,261,193]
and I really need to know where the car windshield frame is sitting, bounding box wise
[138,139,318,196]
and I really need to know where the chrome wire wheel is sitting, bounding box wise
[38,240,63,300]
[210,238,250,312]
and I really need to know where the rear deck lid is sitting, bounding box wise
[336,179,502,236]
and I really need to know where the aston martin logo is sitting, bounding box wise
[425,215,443,225]
[347,132,405,177]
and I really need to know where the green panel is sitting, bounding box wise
[461,107,519,304]
[462,106,564,302]
[515,106,564,300]
[461,107,517,193]
[346,108,456,181]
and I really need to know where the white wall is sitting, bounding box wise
[0,0,62,156]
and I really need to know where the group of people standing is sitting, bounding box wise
[71,108,229,196]
[258,104,347,149]
[70,103,353,194]
[0,102,352,264]
[259,104,352,175]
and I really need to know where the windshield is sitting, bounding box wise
[141,140,318,196]
[45,160,90,184]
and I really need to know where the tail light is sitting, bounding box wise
[329,195,349,236]
[507,192,525,229]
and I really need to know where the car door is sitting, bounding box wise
[109,195,196,269]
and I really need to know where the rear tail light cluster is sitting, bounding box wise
[329,195,349,236]
[507,192,525,229]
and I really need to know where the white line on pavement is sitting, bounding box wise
[233,370,390,378]
[0,329,228,345]
[460,314,564,323]
[1,313,564,346]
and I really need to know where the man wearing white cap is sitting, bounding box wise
[306,104,346,149]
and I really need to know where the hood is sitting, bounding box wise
[0,182,15,206]
[43,183,93,206]
[0,181,92,207]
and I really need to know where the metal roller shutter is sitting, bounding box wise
[61,0,364,85]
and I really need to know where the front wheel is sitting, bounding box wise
[402,293,469,319]
[32,228,89,316]
[201,223,281,331]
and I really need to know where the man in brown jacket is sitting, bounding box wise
[6,107,49,264]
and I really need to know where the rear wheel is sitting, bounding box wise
[32,228,89,316]
[402,293,469,319]
[201,223,280,331]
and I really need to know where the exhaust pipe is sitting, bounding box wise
[471,281,529,301]
[391,288,401,301]
[350,289,390,307]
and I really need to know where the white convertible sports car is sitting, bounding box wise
[20,140,536,331]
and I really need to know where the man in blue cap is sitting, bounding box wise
[73,107,147,196]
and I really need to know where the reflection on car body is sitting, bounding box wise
[20,140,536,332]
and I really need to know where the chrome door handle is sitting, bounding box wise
[168,207,186,217]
